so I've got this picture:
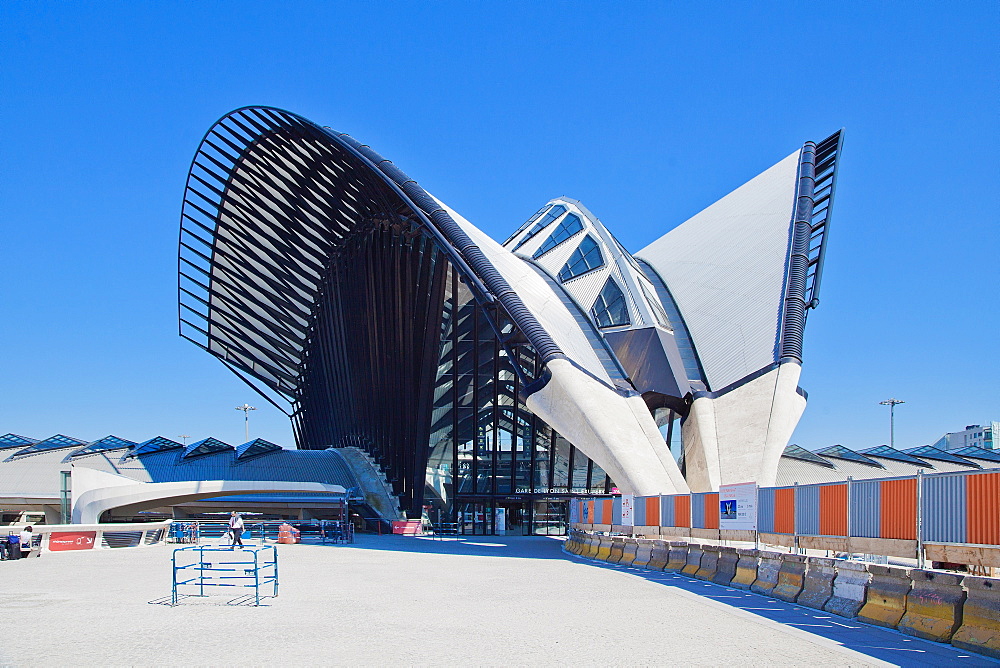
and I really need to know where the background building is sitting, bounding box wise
[933,422,998,451]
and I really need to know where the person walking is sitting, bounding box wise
[19,526,33,559]
[228,511,244,549]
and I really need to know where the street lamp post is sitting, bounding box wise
[235,404,257,442]
[879,398,905,449]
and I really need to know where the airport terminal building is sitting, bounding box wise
[177,107,843,534]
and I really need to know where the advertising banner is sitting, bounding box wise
[621,494,634,527]
[48,531,97,551]
[719,482,758,531]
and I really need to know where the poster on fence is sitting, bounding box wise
[620,494,634,527]
[719,482,757,531]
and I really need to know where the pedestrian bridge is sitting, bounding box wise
[71,468,346,524]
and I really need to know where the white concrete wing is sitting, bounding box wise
[636,150,801,391]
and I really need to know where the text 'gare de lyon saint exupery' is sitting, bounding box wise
[178,106,843,522]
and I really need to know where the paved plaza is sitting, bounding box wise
[0,535,994,666]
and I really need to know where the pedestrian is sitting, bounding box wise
[19,526,33,559]
[6,532,20,560]
[228,511,244,549]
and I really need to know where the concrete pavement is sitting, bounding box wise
[0,534,994,666]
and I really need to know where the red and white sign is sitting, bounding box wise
[391,520,422,535]
[621,494,634,527]
[48,531,97,551]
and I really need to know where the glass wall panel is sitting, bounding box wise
[570,445,590,493]
[424,259,617,534]
[551,434,571,492]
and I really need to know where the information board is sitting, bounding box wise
[620,494,634,527]
[718,482,758,531]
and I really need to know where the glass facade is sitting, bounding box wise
[558,235,604,282]
[425,267,614,535]
[513,204,567,251]
[591,277,630,328]
[533,213,584,259]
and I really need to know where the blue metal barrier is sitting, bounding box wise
[171,545,278,606]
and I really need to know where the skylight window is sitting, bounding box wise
[558,235,604,282]
[591,278,630,328]
[533,213,584,259]
[637,277,670,329]
[512,204,567,251]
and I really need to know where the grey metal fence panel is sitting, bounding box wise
[758,487,775,533]
[850,479,881,538]
[633,496,647,526]
[661,495,675,527]
[691,492,706,528]
[922,473,967,543]
[796,484,821,535]
[613,496,622,525]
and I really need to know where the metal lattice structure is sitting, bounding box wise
[178,107,571,512]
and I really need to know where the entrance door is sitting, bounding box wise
[495,502,529,536]
[532,500,568,535]
[458,502,491,535]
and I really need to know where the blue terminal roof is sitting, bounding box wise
[783,444,836,469]
[8,434,86,459]
[236,438,283,460]
[860,445,931,466]
[0,433,37,449]
[132,436,185,457]
[947,446,1000,463]
[903,445,981,468]
[70,435,138,458]
[183,437,232,459]
[815,445,885,468]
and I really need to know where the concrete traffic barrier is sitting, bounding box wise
[797,557,836,611]
[694,545,721,581]
[730,548,759,590]
[952,575,1000,659]
[565,531,582,555]
[618,539,639,565]
[712,546,739,586]
[751,551,783,597]
[633,539,653,568]
[575,534,590,558]
[665,542,688,571]
[648,540,670,571]
[583,534,599,558]
[858,564,912,629]
[595,535,613,561]
[682,544,705,576]
[608,537,626,563]
[898,570,966,643]
[772,553,807,603]
[825,560,872,618]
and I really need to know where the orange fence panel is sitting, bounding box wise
[674,495,690,528]
[703,493,719,529]
[880,478,916,540]
[967,471,1000,546]
[645,496,659,526]
[601,499,613,525]
[774,488,795,534]
[819,483,847,536]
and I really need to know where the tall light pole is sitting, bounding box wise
[879,398,905,449]
[178,434,191,445]
[235,404,256,442]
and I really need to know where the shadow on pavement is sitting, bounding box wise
[305,533,569,559]
[570,554,998,668]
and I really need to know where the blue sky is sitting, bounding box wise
[2,2,997,450]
